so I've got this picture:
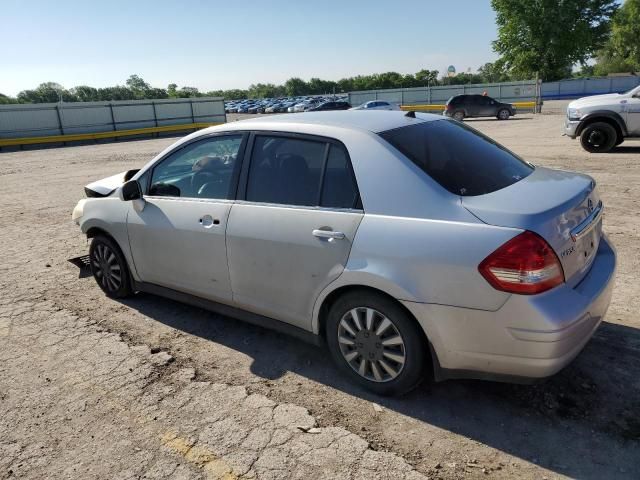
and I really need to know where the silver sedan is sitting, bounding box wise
[72,111,616,395]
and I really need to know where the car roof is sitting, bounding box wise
[211,111,443,134]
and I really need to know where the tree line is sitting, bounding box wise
[1,0,637,105]
[0,68,477,104]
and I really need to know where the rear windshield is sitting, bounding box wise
[379,119,533,196]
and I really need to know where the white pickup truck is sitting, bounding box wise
[564,84,640,152]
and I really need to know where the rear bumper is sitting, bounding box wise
[403,235,616,382]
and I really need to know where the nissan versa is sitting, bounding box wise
[72,111,616,395]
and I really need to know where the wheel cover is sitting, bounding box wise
[91,243,122,292]
[499,110,509,119]
[454,111,464,120]
[337,307,406,383]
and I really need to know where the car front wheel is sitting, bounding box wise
[89,235,132,298]
[326,291,426,396]
[580,122,618,153]
[497,108,510,120]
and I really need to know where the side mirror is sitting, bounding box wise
[121,180,142,201]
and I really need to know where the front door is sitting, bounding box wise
[624,93,640,135]
[226,134,364,329]
[477,96,495,116]
[127,133,245,302]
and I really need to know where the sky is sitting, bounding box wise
[0,0,500,96]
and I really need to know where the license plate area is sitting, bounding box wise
[576,216,602,272]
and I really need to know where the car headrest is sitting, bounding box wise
[277,153,309,177]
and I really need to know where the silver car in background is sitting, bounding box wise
[350,100,401,111]
[72,111,616,395]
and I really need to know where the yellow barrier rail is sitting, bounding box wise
[400,101,537,112]
[0,122,223,147]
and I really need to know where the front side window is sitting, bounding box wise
[246,136,326,206]
[149,135,243,199]
[379,120,533,196]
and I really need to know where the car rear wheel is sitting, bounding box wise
[89,235,132,298]
[453,110,465,121]
[497,108,510,120]
[580,122,617,153]
[326,291,426,396]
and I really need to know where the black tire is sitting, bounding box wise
[89,235,133,298]
[453,110,465,121]
[615,137,624,147]
[326,291,426,396]
[580,122,618,153]
[497,108,510,120]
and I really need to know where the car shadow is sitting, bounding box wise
[464,117,533,122]
[610,145,640,154]
[113,290,639,479]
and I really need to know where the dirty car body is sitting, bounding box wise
[73,111,616,395]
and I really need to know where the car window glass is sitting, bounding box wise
[321,144,359,209]
[380,120,533,196]
[149,135,242,199]
[246,136,326,206]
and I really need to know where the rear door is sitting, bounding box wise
[467,95,483,116]
[226,133,363,329]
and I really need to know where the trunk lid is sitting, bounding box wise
[462,167,603,286]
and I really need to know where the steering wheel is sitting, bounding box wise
[190,170,215,196]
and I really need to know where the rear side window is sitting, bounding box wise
[321,145,359,208]
[246,136,360,208]
[379,120,533,196]
[247,136,325,206]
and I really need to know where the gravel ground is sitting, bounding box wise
[1,113,639,479]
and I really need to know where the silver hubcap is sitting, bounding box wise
[91,244,122,292]
[499,110,509,119]
[454,112,464,120]
[338,307,406,383]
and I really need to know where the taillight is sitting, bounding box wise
[478,231,564,295]
[445,104,453,110]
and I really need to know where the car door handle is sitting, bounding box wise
[313,229,345,240]
[199,215,220,228]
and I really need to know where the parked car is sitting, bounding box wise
[444,95,516,121]
[308,101,352,111]
[564,84,640,153]
[350,100,401,111]
[73,111,615,396]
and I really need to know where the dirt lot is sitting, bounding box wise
[1,113,639,479]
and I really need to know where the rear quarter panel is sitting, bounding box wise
[312,214,522,333]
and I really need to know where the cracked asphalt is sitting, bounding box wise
[1,111,639,479]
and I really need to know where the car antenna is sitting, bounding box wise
[405,110,416,118]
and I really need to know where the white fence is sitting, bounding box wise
[0,97,226,139]
[541,75,640,100]
[348,80,538,107]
